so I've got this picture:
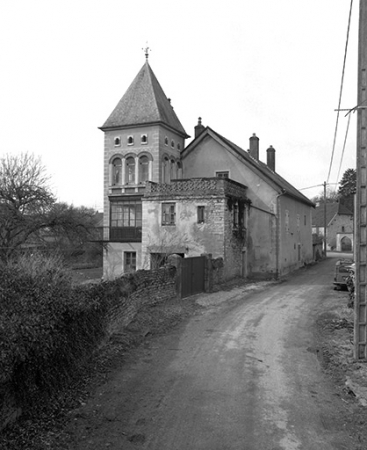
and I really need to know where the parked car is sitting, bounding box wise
[333,258,354,290]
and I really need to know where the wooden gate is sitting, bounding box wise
[181,256,205,298]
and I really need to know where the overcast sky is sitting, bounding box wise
[0,0,359,210]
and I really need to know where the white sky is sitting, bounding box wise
[0,0,359,210]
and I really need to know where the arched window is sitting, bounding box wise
[141,134,148,145]
[171,140,175,148]
[162,156,170,183]
[126,157,135,184]
[139,155,149,183]
[164,136,168,146]
[112,157,122,185]
[114,137,121,147]
[177,161,182,179]
[170,159,176,180]
[127,135,134,145]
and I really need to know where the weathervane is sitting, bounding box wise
[142,43,151,60]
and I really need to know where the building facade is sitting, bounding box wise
[100,59,315,279]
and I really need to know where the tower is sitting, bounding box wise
[99,56,189,278]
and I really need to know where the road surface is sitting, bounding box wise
[66,257,360,449]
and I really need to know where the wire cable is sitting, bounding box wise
[326,0,354,183]
[335,112,352,187]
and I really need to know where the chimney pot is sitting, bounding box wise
[249,133,259,160]
[194,117,205,138]
[266,145,276,171]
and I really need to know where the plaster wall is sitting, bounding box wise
[142,194,245,280]
[182,137,276,212]
[278,195,313,275]
[103,242,142,279]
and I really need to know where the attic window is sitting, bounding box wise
[164,136,168,146]
[127,135,134,146]
[216,171,229,179]
[114,137,121,147]
[171,140,175,148]
[141,134,148,145]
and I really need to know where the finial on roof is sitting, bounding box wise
[142,42,151,60]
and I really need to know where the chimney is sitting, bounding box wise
[249,133,259,160]
[195,117,205,138]
[266,145,276,171]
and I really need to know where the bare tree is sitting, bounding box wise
[0,153,100,262]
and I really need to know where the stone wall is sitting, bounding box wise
[0,266,177,432]
[106,266,177,336]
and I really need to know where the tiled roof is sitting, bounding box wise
[312,202,353,227]
[100,61,189,138]
[183,127,315,207]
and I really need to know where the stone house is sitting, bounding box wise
[312,202,354,252]
[99,58,314,280]
[142,177,250,280]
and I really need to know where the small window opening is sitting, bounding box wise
[171,140,175,148]
[216,171,229,179]
[197,206,205,224]
[141,134,148,144]
[127,135,134,145]
[164,136,168,146]
[114,137,121,147]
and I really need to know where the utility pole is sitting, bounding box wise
[355,0,367,359]
[323,181,327,256]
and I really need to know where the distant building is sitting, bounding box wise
[312,202,353,252]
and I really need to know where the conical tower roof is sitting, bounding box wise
[100,61,189,138]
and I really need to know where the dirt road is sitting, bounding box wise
[64,258,363,449]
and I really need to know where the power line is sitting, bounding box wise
[335,112,352,186]
[326,0,354,183]
[299,182,338,191]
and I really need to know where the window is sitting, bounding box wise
[139,155,149,183]
[285,210,290,233]
[177,143,181,150]
[126,157,135,184]
[164,136,168,146]
[216,171,229,178]
[197,206,205,223]
[162,156,170,183]
[170,159,176,180]
[127,135,134,145]
[111,199,142,228]
[125,252,136,273]
[162,203,175,225]
[141,134,148,145]
[342,226,345,232]
[112,157,122,185]
[304,215,307,226]
[114,137,121,147]
[171,139,175,148]
[110,198,142,241]
[233,201,239,228]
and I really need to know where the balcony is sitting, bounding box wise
[93,227,142,243]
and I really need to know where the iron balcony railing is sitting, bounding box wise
[93,226,142,243]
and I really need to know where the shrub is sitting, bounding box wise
[0,253,133,410]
